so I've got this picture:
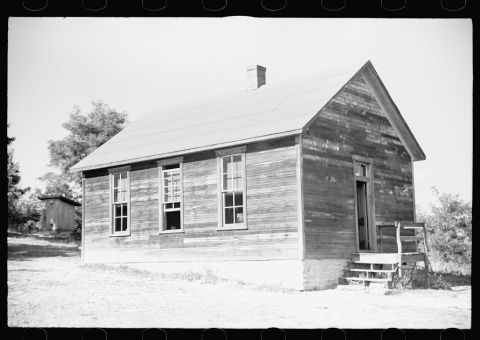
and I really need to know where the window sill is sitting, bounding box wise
[217,225,248,231]
[110,232,131,237]
[159,229,185,234]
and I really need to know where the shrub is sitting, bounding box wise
[391,265,451,290]
[8,190,43,232]
[417,188,471,276]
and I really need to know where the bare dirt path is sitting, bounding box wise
[8,235,471,328]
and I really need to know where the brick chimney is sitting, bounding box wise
[246,65,266,90]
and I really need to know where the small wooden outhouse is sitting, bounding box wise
[38,195,81,232]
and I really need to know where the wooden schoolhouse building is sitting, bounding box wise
[70,61,427,289]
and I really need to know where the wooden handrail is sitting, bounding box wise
[376,221,431,286]
[395,221,403,277]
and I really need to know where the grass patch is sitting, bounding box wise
[390,265,470,291]
[82,263,296,293]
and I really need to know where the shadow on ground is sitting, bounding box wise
[8,242,80,261]
[440,273,471,287]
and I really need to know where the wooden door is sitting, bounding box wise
[353,157,376,251]
[356,180,370,250]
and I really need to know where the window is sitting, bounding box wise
[162,164,182,230]
[222,155,244,225]
[216,147,247,230]
[354,162,369,178]
[157,158,184,233]
[110,170,130,236]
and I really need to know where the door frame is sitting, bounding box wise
[352,155,377,252]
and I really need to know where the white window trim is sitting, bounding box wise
[216,152,248,231]
[109,168,131,237]
[158,160,184,234]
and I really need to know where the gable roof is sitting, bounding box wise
[71,60,425,172]
[38,195,81,206]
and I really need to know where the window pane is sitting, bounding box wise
[113,189,118,203]
[232,155,242,172]
[173,202,181,209]
[115,205,121,218]
[234,192,243,207]
[235,207,244,223]
[120,175,127,191]
[165,211,181,230]
[164,163,179,170]
[165,202,173,209]
[122,204,127,217]
[164,170,171,181]
[361,164,367,177]
[173,187,180,201]
[172,171,180,183]
[114,174,120,188]
[115,217,122,231]
[223,174,231,191]
[233,173,242,190]
[354,163,361,177]
[222,157,230,175]
[225,208,234,224]
[122,217,128,231]
[225,192,233,207]
[164,186,170,202]
[354,163,367,177]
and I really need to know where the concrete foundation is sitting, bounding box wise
[112,258,349,290]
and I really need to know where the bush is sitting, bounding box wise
[391,265,452,290]
[417,188,471,276]
[8,191,43,232]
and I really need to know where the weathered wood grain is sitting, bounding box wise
[302,73,415,260]
[82,137,300,262]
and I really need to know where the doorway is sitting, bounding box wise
[353,158,375,251]
[356,180,370,250]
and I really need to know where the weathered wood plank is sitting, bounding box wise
[302,73,415,260]
[83,137,300,262]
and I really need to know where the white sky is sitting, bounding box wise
[8,18,472,212]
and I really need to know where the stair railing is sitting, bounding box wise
[394,221,431,281]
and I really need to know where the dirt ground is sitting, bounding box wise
[7,234,471,329]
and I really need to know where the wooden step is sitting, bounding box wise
[353,253,399,264]
[348,262,396,269]
[352,252,425,264]
[348,268,396,273]
[345,277,391,282]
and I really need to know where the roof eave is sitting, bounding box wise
[70,129,303,173]
[361,61,426,162]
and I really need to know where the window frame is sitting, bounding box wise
[216,146,248,231]
[157,157,184,234]
[108,166,131,237]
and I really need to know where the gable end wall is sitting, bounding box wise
[302,73,415,260]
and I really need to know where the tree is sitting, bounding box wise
[7,126,30,227]
[37,172,81,199]
[47,100,128,176]
[40,101,128,229]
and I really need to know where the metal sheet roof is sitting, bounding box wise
[71,60,424,172]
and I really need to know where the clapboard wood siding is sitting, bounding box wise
[83,137,299,263]
[40,199,77,231]
[302,73,414,260]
